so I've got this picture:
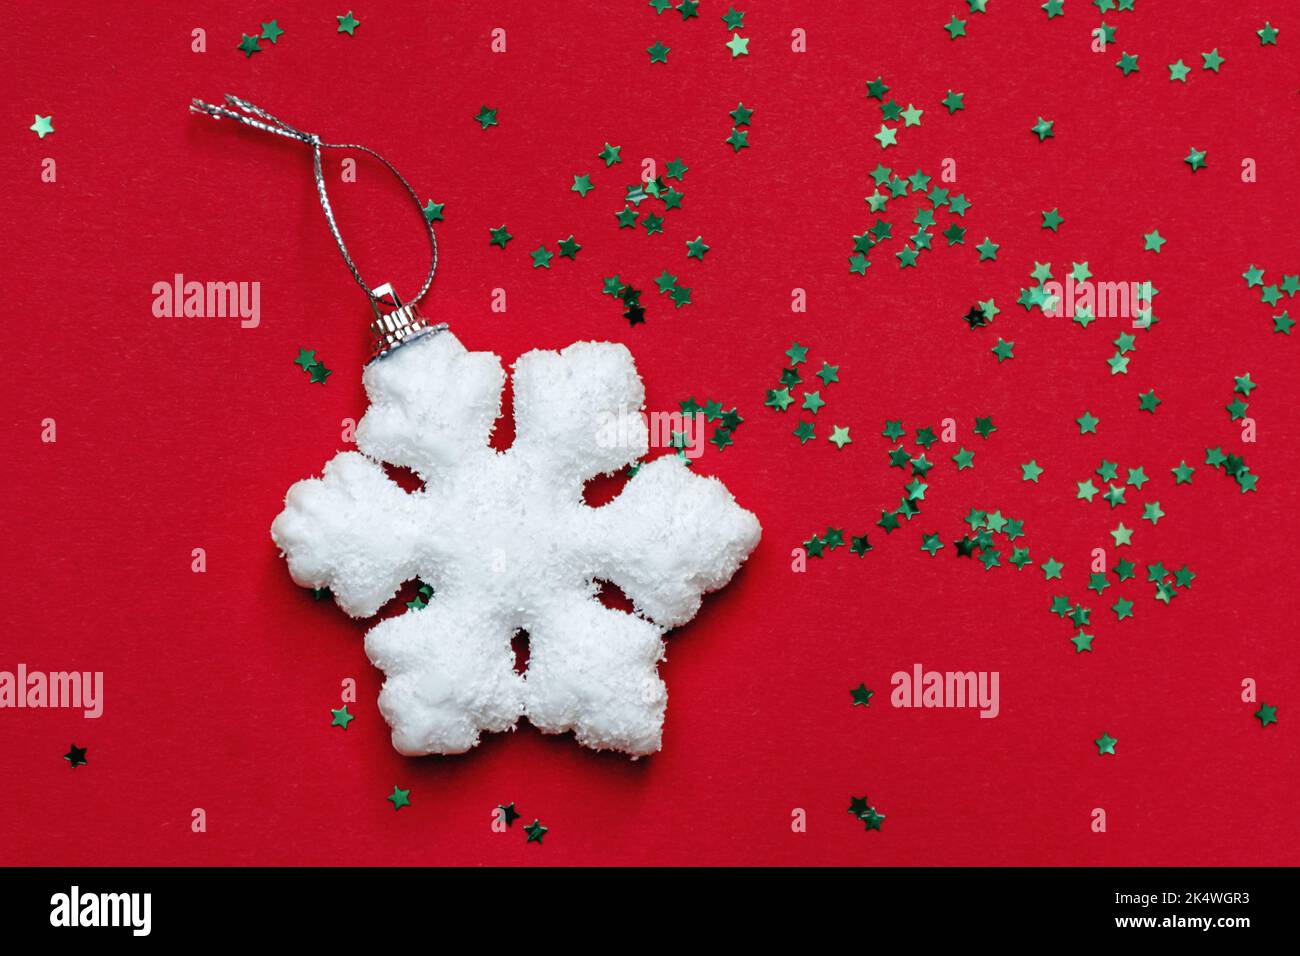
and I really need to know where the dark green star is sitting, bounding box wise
[337,11,360,35]
[260,20,284,43]
[1031,116,1055,142]
[647,41,670,63]
[1255,704,1278,727]
[1184,147,1208,172]
[849,534,872,556]
[851,684,874,707]
[489,225,512,249]
[64,744,87,768]
[686,235,710,260]
[237,34,261,57]
[1094,733,1117,755]
[525,819,548,843]
[387,786,410,810]
[474,105,498,130]
[330,705,354,729]
[558,235,581,259]
[725,128,749,152]
[530,245,553,269]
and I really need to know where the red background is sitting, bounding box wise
[2,1,1297,866]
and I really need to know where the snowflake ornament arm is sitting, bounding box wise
[272,331,761,758]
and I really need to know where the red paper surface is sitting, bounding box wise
[2,1,1297,866]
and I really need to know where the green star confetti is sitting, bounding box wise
[387,786,410,810]
[337,11,360,35]
[330,705,354,729]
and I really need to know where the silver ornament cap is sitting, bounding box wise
[367,283,445,363]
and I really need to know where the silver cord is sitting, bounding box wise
[189,94,437,305]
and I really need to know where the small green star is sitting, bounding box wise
[829,426,852,449]
[974,416,997,439]
[944,16,967,39]
[330,705,354,729]
[685,235,710,260]
[725,33,750,57]
[861,807,885,831]
[260,20,284,43]
[851,684,874,706]
[1143,229,1166,253]
[30,114,54,138]
[1071,631,1095,653]
[1042,558,1064,580]
[294,348,317,371]
[920,533,944,555]
[722,6,745,29]
[1041,208,1064,232]
[850,534,872,556]
[1116,52,1140,76]
[1226,397,1249,421]
[530,245,553,269]
[816,362,839,385]
[1172,461,1195,484]
[874,125,898,149]
[1184,147,1208,172]
[793,421,816,445]
[1042,0,1065,18]
[337,11,360,35]
[647,41,670,63]
[1141,501,1165,525]
[1031,116,1055,142]
[421,199,444,223]
[237,34,261,57]
[976,237,999,261]
[525,819,548,843]
[571,173,594,197]
[1112,597,1134,621]
[387,786,410,810]
[1168,59,1190,82]
[730,102,754,126]
[992,339,1015,363]
[598,143,622,167]
[1077,411,1100,434]
[1138,389,1161,413]
[801,391,825,414]
[1111,523,1134,547]
[1094,733,1117,755]
[1021,459,1044,482]
[1255,703,1278,727]
[308,363,332,385]
[901,103,924,127]
[489,224,512,249]
[725,128,750,152]
[558,235,581,259]
[941,89,965,114]
[1077,479,1099,502]
[1201,48,1224,73]
[1258,22,1279,46]
[474,105,498,130]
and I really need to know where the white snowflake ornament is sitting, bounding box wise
[271,330,761,758]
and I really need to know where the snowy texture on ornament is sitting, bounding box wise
[271,330,761,757]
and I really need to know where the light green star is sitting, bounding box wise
[29,114,54,138]
[829,426,852,449]
[337,11,361,35]
[725,33,750,57]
